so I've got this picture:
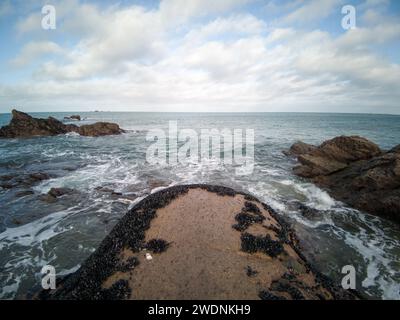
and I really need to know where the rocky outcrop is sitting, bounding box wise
[77,122,123,137]
[0,172,50,190]
[39,187,76,203]
[38,184,359,300]
[64,115,81,121]
[286,136,400,224]
[0,110,124,138]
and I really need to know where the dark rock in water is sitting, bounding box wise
[64,115,81,121]
[287,136,400,224]
[0,172,51,189]
[15,190,35,197]
[39,187,76,203]
[293,136,381,178]
[76,122,123,137]
[389,144,400,154]
[39,194,58,203]
[0,110,125,138]
[290,201,321,220]
[48,187,75,198]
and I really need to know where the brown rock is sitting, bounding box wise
[318,136,381,163]
[64,115,81,121]
[0,110,124,138]
[283,141,317,156]
[48,187,75,198]
[15,190,35,197]
[286,136,400,224]
[77,122,124,137]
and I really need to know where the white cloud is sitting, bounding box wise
[282,0,343,25]
[2,0,400,113]
[10,41,63,67]
[159,0,252,22]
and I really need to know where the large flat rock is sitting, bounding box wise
[38,185,358,300]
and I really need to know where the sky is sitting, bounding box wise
[0,0,399,114]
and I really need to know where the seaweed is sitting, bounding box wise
[258,290,287,300]
[146,239,170,253]
[240,232,284,257]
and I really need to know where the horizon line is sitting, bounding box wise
[1,110,400,117]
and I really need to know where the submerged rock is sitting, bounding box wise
[287,136,400,224]
[37,184,359,300]
[39,187,77,203]
[0,110,125,138]
[0,172,51,189]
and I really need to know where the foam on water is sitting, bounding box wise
[1,112,399,299]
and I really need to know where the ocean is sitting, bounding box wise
[0,112,399,299]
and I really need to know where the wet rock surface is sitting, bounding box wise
[37,184,359,300]
[0,172,51,189]
[287,136,400,224]
[0,110,125,138]
[64,115,81,121]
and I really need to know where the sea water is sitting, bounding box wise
[0,112,399,299]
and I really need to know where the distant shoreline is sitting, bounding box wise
[1,111,400,116]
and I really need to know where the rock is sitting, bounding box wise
[29,172,50,182]
[48,187,75,198]
[287,136,400,224]
[283,141,317,156]
[39,187,76,203]
[64,115,81,121]
[0,172,51,189]
[293,136,381,178]
[0,110,125,138]
[294,154,347,177]
[318,136,381,163]
[388,144,400,154]
[76,122,124,137]
[15,190,35,197]
[38,194,57,203]
[37,184,359,300]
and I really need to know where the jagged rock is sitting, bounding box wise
[64,115,81,121]
[287,136,400,224]
[0,110,124,138]
[293,136,382,178]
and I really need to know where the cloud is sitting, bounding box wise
[2,0,400,113]
[282,0,343,25]
[159,0,252,22]
[10,41,63,67]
